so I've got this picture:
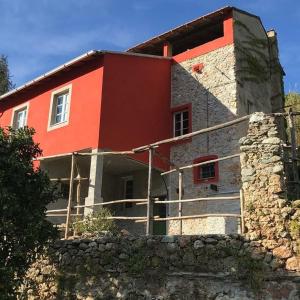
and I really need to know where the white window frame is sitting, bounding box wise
[11,102,29,129]
[47,84,72,131]
[173,109,189,137]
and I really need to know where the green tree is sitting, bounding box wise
[0,55,14,95]
[0,127,57,298]
[285,92,300,145]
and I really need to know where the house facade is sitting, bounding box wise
[0,7,284,235]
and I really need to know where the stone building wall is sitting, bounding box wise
[233,10,284,116]
[169,44,244,235]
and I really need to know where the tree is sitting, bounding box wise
[0,127,57,298]
[285,92,300,145]
[0,55,14,95]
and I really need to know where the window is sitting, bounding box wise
[11,104,29,129]
[54,93,68,124]
[48,84,72,130]
[172,104,191,137]
[193,155,219,184]
[200,163,215,179]
[123,176,133,208]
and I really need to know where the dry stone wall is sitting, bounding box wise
[240,112,300,272]
[20,234,300,300]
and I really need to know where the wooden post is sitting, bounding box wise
[146,148,153,235]
[64,153,76,239]
[239,189,245,234]
[76,179,81,216]
[178,171,183,235]
[287,109,300,198]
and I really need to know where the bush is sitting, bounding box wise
[73,208,117,236]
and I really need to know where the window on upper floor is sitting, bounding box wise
[48,84,72,131]
[172,104,191,137]
[193,155,219,184]
[12,104,28,129]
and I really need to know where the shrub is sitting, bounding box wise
[72,208,117,236]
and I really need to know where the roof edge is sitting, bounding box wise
[0,50,171,101]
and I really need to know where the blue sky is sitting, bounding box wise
[1,0,300,93]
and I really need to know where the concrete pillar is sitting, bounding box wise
[84,149,104,215]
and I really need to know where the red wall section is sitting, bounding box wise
[0,58,104,157]
[172,16,234,63]
[100,54,171,170]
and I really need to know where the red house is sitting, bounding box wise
[0,7,284,235]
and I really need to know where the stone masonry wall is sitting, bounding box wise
[20,234,300,300]
[240,112,300,272]
[169,44,244,235]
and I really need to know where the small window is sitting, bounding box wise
[11,104,28,129]
[123,177,133,208]
[199,163,215,180]
[48,85,72,131]
[193,155,219,184]
[173,109,190,137]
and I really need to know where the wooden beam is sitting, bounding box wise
[135,214,241,223]
[46,208,68,213]
[76,151,135,156]
[146,148,154,235]
[161,154,240,175]
[178,171,183,235]
[133,115,250,153]
[50,177,88,182]
[73,199,147,209]
[152,214,241,221]
[154,196,240,204]
[64,153,76,239]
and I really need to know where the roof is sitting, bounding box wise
[127,6,232,54]
[0,50,170,101]
[127,6,262,55]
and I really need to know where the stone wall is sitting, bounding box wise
[20,234,300,300]
[240,112,300,272]
[169,44,243,235]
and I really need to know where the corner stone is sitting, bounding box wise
[286,256,300,271]
[272,246,293,259]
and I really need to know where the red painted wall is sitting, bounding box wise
[0,58,104,157]
[99,53,171,170]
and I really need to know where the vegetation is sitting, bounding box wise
[0,127,58,298]
[285,92,300,146]
[0,55,14,95]
[72,208,117,236]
